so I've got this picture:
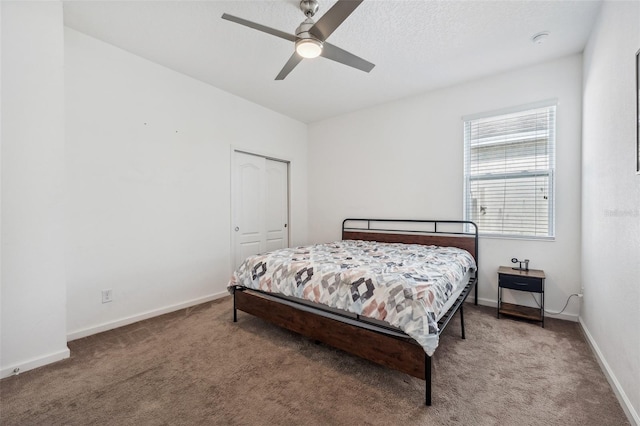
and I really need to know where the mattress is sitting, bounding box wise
[245,268,472,337]
[229,240,476,356]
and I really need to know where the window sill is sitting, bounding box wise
[479,234,555,242]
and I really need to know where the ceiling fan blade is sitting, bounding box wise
[321,42,374,73]
[309,0,364,41]
[275,53,304,80]
[221,13,296,42]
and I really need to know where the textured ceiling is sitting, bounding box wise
[62,0,602,123]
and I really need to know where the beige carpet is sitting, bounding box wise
[0,297,629,425]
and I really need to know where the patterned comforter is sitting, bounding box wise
[228,240,476,356]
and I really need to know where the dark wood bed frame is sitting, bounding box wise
[231,219,479,406]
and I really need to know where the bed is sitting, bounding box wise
[228,218,479,405]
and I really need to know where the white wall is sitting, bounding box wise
[1,1,69,377]
[581,0,640,423]
[308,55,583,320]
[65,28,308,339]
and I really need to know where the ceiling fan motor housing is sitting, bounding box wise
[296,17,319,41]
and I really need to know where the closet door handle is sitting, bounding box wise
[235,227,239,232]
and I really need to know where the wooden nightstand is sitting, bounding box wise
[497,266,546,328]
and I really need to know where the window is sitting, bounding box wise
[463,102,556,238]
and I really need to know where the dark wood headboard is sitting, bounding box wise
[341,218,478,263]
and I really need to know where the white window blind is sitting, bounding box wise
[463,103,556,238]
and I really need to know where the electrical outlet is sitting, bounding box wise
[102,289,113,304]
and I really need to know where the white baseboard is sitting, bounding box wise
[67,291,229,342]
[0,347,71,379]
[469,296,579,322]
[579,316,639,426]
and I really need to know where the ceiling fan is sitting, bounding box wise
[221,0,375,80]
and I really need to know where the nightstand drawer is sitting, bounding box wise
[499,274,543,292]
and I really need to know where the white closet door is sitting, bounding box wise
[232,151,289,269]
[264,159,288,252]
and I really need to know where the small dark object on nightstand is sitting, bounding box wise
[511,257,529,271]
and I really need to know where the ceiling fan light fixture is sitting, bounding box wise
[295,38,323,58]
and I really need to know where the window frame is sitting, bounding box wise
[463,100,557,240]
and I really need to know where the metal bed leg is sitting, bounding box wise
[475,282,478,305]
[460,305,465,340]
[233,291,237,323]
[425,355,432,406]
